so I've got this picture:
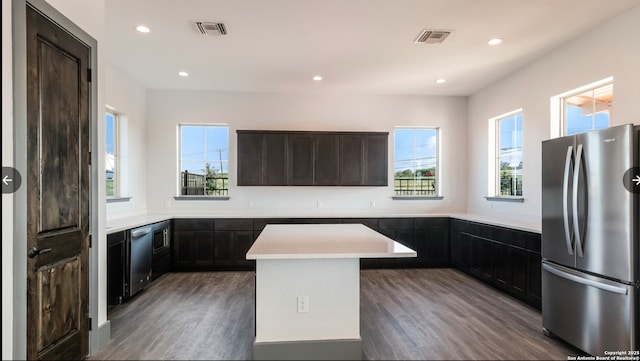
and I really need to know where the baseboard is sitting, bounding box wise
[253,338,362,360]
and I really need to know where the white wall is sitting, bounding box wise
[466,5,640,225]
[2,1,14,359]
[145,90,468,217]
[106,64,148,218]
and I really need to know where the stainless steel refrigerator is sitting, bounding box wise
[541,123,639,355]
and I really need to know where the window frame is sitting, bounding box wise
[392,126,442,199]
[487,109,524,201]
[560,81,612,136]
[550,77,613,138]
[176,123,230,199]
[105,109,120,198]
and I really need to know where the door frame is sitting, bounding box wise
[12,0,101,358]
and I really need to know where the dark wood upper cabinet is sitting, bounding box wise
[288,133,315,185]
[263,133,287,185]
[237,132,263,186]
[237,130,387,186]
[339,134,365,185]
[315,134,340,185]
[365,133,389,186]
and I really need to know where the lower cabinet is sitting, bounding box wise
[214,219,256,269]
[166,216,542,310]
[172,219,215,268]
[107,230,128,306]
[450,219,542,309]
[172,218,257,270]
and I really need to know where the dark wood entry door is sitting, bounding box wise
[26,5,91,360]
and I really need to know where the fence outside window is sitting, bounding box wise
[180,171,228,196]
[394,176,436,196]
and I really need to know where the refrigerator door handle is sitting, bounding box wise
[562,146,574,255]
[572,143,584,258]
[543,263,628,295]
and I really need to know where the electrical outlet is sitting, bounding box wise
[297,296,309,313]
[370,200,376,208]
[249,200,255,208]
[317,200,323,208]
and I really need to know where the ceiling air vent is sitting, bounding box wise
[414,30,451,44]
[195,21,227,36]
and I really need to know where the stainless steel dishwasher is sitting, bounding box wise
[129,226,153,297]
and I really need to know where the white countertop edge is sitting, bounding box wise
[449,213,540,233]
[106,215,172,234]
[247,251,417,260]
[106,212,541,234]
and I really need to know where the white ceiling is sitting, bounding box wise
[105,0,639,96]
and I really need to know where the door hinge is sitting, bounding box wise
[88,151,91,166]
[87,68,92,82]
[88,317,92,331]
[89,235,92,248]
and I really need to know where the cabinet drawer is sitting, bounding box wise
[413,217,449,229]
[214,219,253,231]
[173,218,214,232]
[107,230,127,246]
[378,218,413,230]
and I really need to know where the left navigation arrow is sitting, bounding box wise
[2,167,22,194]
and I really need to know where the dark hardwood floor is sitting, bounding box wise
[89,268,581,360]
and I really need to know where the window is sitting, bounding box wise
[394,127,439,196]
[494,112,523,197]
[106,110,119,197]
[179,124,229,196]
[562,81,612,136]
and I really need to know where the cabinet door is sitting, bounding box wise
[508,247,528,299]
[365,134,388,186]
[526,251,542,309]
[107,231,127,305]
[493,242,510,289]
[263,133,287,185]
[213,231,234,266]
[470,235,494,281]
[339,134,365,185]
[173,231,214,267]
[315,134,339,185]
[237,132,263,185]
[233,230,256,268]
[288,134,315,185]
[414,218,450,267]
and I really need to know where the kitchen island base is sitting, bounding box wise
[247,224,416,360]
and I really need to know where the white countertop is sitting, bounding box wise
[106,212,541,234]
[246,224,417,260]
[106,215,172,234]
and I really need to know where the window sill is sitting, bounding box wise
[174,196,230,201]
[392,196,444,200]
[107,196,132,203]
[485,196,524,203]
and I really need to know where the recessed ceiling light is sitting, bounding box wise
[178,71,189,77]
[136,25,151,33]
[313,75,323,81]
[435,78,446,84]
[488,38,503,45]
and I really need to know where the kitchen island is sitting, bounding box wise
[246,223,416,360]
